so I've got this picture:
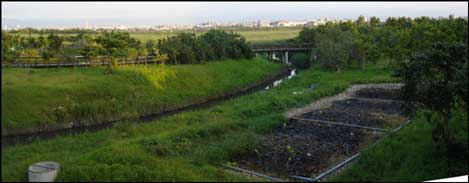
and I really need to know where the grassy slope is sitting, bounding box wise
[329,107,468,182]
[1,58,283,135]
[2,66,398,181]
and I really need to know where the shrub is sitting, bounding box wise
[290,53,310,69]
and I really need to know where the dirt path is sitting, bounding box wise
[285,83,403,118]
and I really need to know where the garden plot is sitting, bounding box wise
[230,84,410,181]
[353,87,403,101]
[231,120,383,179]
[299,98,407,129]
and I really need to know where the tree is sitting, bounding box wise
[355,15,367,27]
[95,31,137,72]
[298,27,318,46]
[47,33,63,54]
[145,40,156,55]
[314,26,356,72]
[41,49,54,62]
[369,16,381,26]
[1,31,21,63]
[396,42,468,153]
[80,43,103,62]
[291,53,310,69]
[158,30,253,65]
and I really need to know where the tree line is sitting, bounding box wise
[156,30,253,64]
[2,29,253,65]
[296,15,468,71]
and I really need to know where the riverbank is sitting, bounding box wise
[2,66,399,181]
[2,58,284,136]
[2,64,289,146]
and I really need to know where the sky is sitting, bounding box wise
[2,2,468,27]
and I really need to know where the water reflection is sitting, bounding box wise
[265,69,296,90]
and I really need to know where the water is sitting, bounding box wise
[265,69,296,90]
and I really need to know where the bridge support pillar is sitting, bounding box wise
[284,51,289,64]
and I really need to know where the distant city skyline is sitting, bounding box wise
[2,2,468,28]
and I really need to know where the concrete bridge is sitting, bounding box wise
[250,43,313,64]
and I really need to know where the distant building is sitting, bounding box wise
[256,20,271,27]
[270,20,289,27]
[270,20,308,27]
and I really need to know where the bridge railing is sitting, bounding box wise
[250,43,314,50]
[2,56,158,68]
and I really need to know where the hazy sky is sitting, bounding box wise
[2,2,468,25]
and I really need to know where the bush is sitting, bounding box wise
[158,30,254,65]
[290,53,310,69]
[396,42,468,154]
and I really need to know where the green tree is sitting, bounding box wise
[1,31,20,62]
[47,33,63,54]
[145,40,156,55]
[396,42,468,153]
[290,53,310,69]
[314,27,356,72]
[80,43,103,62]
[355,15,367,27]
[369,16,381,26]
[95,31,138,72]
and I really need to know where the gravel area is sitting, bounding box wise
[285,83,403,118]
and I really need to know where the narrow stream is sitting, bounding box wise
[265,69,296,90]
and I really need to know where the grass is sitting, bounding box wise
[329,106,468,182]
[19,27,301,45]
[2,65,400,181]
[126,28,301,45]
[1,58,283,135]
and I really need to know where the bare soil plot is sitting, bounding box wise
[299,99,407,129]
[353,88,403,101]
[231,84,409,181]
[232,121,383,179]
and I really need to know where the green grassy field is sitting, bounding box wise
[2,65,399,181]
[129,28,301,44]
[1,58,283,135]
[21,27,301,44]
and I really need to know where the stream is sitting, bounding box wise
[265,69,296,90]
